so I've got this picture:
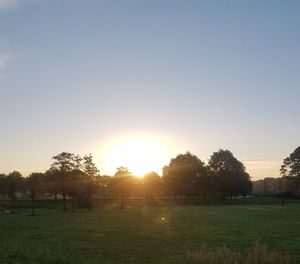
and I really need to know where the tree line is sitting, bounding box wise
[252,146,300,198]
[1,146,299,213]
[0,149,256,213]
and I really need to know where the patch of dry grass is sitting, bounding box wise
[187,241,295,264]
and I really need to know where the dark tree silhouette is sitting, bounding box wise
[48,152,101,210]
[79,153,100,209]
[97,175,111,201]
[208,149,252,200]
[143,171,161,205]
[281,146,300,195]
[162,152,207,202]
[110,167,133,209]
[6,171,23,213]
[26,172,44,215]
[70,154,83,211]
[44,167,61,201]
[51,152,76,211]
[0,174,6,198]
[0,148,258,210]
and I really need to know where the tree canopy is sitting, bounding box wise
[209,149,252,199]
[163,152,208,200]
[281,146,300,194]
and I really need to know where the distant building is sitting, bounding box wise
[252,177,290,195]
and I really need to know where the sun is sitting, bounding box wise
[101,134,174,176]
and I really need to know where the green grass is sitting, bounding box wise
[0,200,299,263]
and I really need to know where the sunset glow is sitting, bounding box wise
[100,134,175,176]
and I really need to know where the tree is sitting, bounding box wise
[79,153,100,209]
[109,167,133,209]
[70,154,83,211]
[143,171,161,205]
[281,146,300,195]
[0,174,7,198]
[194,166,215,200]
[26,172,44,215]
[208,149,252,200]
[44,167,61,200]
[49,152,101,210]
[6,171,23,213]
[96,175,111,201]
[51,152,76,211]
[162,152,207,202]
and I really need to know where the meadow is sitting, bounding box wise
[0,199,299,263]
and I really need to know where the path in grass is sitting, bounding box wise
[0,203,299,263]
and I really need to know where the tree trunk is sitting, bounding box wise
[63,193,66,211]
[221,194,226,202]
[88,191,93,211]
[102,187,106,205]
[71,192,75,212]
[120,194,125,209]
[11,198,15,214]
[31,197,35,216]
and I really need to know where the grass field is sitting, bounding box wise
[0,199,299,263]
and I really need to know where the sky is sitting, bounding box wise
[0,0,299,179]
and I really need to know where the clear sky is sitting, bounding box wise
[0,0,299,179]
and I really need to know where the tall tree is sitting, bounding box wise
[281,146,300,195]
[110,167,133,209]
[44,167,61,201]
[51,152,76,211]
[96,175,111,201]
[70,154,83,211]
[162,152,207,202]
[6,171,23,213]
[26,172,44,215]
[80,153,100,209]
[0,174,7,198]
[208,149,252,200]
[143,171,161,204]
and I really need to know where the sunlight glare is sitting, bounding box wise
[102,134,174,176]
